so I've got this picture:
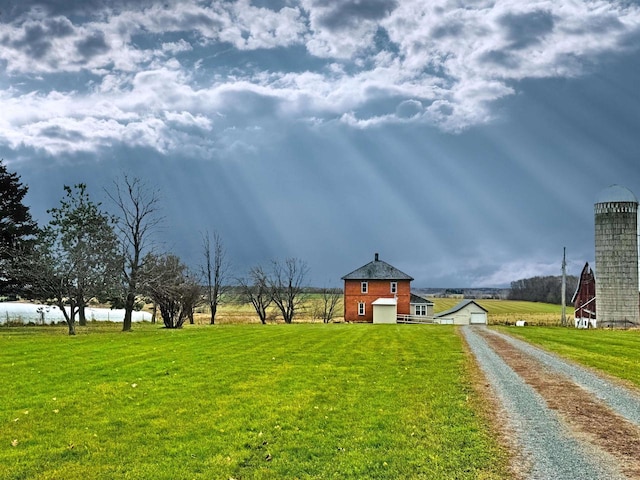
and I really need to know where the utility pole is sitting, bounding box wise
[561,247,567,327]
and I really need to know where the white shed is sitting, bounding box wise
[372,297,397,324]
[434,300,488,325]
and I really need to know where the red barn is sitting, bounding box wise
[572,262,596,328]
[341,253,413,323]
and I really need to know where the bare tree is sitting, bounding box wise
[318,286,342,323]
[202,231,230,324]
[269,258,309,324]
[12,229,79,335]
[142,253,195,329]
[106,176,161,332]
[181,272,204,325]
[237,265,272,324]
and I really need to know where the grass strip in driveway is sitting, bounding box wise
[494,326,640,388]
[478,328,640,479]
[0,323,508,479]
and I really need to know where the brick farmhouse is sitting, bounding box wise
[341,253,413,323]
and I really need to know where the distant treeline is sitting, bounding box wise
[508,275,578,305]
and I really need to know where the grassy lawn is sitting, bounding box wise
[0,323,508,479]
[494,326,640,388]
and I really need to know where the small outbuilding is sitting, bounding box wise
[434,299,488,325]
[372,297,397,324]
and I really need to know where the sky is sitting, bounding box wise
[2,0,640,288]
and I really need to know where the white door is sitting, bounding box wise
[470,312,487,324]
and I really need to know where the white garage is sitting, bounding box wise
[435,300,488,325]
[470,312,487,324]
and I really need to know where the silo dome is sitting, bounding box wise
[595,185,638,204]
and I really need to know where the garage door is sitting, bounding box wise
[470,312,487,324]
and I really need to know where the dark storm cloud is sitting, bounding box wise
[313,0,398,31]
[39,126,87,142]
[430,21,464,39]
[0,15,73,63]
[2,0,640,289]
[568,14,624,35]
[44,17,75,37]
[179,11,220,29]
[499,10,555,50]
[75,31,110,59]
[10,24,52,59]
[0,0,157,19]
[217,90,285,124]
[250,0,290,10]
[480,50,520,69]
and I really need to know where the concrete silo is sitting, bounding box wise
[594,185,639,328]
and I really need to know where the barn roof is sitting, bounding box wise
[341,253,414,281]
[434,299,487,317]
[571,262,596,304]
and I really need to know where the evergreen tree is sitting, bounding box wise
[0,159,39,297]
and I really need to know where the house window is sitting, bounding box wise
[361,282,368,293]
[415,305,426,316]
[390,282,397,294]
[358,302,365,316]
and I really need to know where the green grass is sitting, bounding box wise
[0,323,508,479]
[193,296,568,325]
[494,326,640,388]
[194,293,345,324]
[430,299,574,326]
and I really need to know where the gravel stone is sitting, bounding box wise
[462,326,626,480]
[488,328,640,426]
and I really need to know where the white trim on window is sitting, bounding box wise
[361,281,368,294]
[358,302,365,316]
[415,305,426,316]
[390,281,397,294]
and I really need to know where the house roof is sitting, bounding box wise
[410,293,434,305]
[342,253,414,281]
[435,299,487,317]
[372,297,397,306]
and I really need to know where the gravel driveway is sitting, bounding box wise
[462,326,640,480]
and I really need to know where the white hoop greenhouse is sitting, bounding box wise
[0,302,152,325]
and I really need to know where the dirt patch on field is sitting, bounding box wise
[479,330,640,479]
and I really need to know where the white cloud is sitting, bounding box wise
[161,39,193,55]
[1,0,640,155]
[164,111,212,131]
